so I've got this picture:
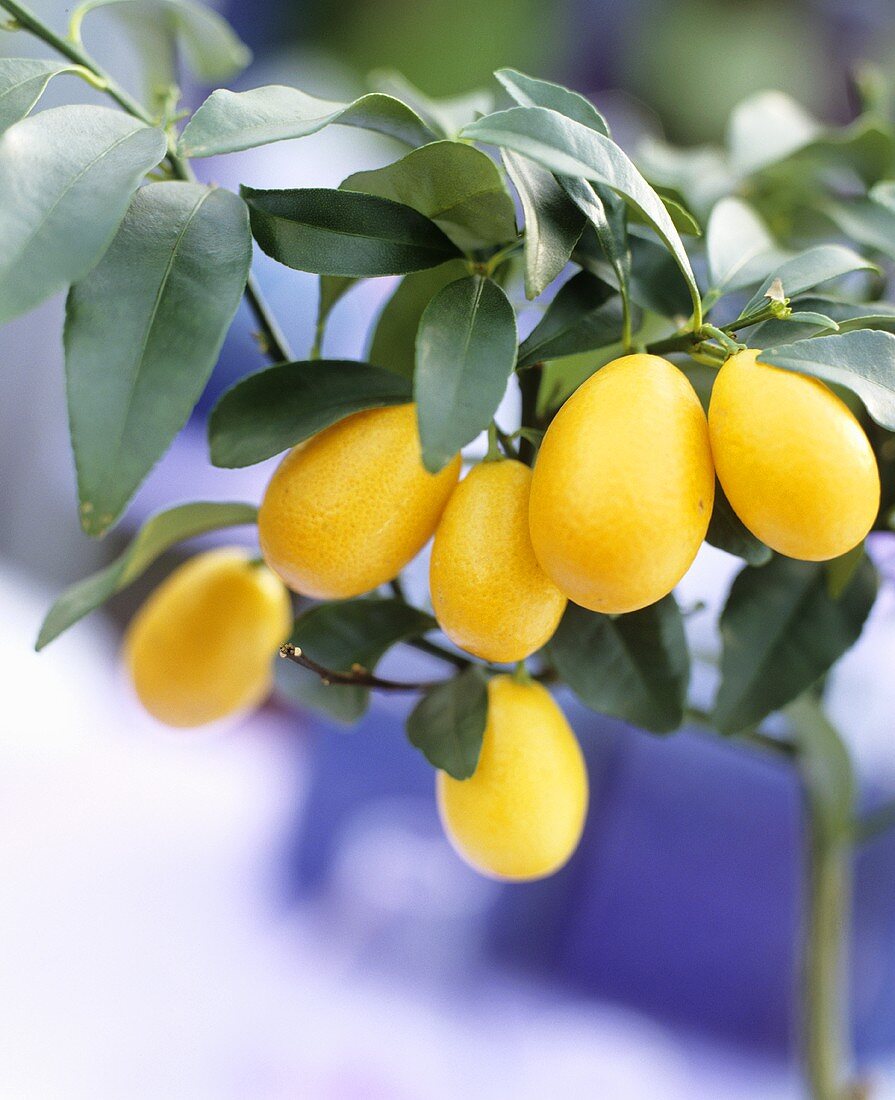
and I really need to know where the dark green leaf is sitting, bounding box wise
[501,149,586,299]
[559,175,632,336]
[65,182,251,536]
[342,140,517,251]
[712,555,877,734]
[209,360,413,468]
[180,85,436,158]
[577,228,693,319]
[0,105,166,325]
[278,598,437,724]
[73,0,250,86]
[517,270,625,368]
[241,186,461,277]
[826,544,866,600]
[760,330,895,431]
[406,665,488,778]
[462,106,700,318]
[547,597,690,733]
[0,59,74,133]
[739,245,877,317]
[414,275,517,471]
[494,67,609,134]
[36,501,257,650]
[368,260,468,379]
[705,482,773,566]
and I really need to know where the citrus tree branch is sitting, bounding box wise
[279,643,444,691]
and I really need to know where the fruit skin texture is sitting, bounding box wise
[124,548,292,728]
[437,675,588,881]
[709,349,880,561]
[258,404,461,599]
[529,354,714,615]
[429,459,567,663]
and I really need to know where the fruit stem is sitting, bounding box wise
[484,422,503,462]
[280,643,444,691]
[512,660,533,685]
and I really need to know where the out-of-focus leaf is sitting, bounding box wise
[706,197,790,293]
[712,555,877,734]
[209,360,413,467]
[66,182,251,536]
[726,90,821,177]
[370,69,493,138]
[415,275,517,471]
[241,186,461,276]
[36,501,258,650]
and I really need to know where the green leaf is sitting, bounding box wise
[406,665,489,778]
[559,175,632,338]
[370,70,493,139]
[760,330,895,431]
[461,106,701,320]
[705,482,772,566]
[36,501,257,650]
[73,0,250,86]
[241,186,461,277]
[517,270,627,368]
[501,149,586,300]
[726,90,821,177]
[712,555,877,734]
[546,597,690,733]
[209,359,413,468]
[65,182,251,536]
[739,245,878,317]
[653,193,702,237]
[278,598,437,724]
[826,544,866,600]
[341,140,517,252]
[705,197,789,293]
[0,105,166,326]
[494,67,609,135]
[577,228,693,319]
[0,59,75,133]
[368,260,468,379]
[180,85,437,158]
[414,275,517,472]
[749,296,895,346]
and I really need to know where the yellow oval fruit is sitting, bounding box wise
[437,675,588,881]
[529,354,714,614]
[258,404,461,599]
[709,349,880,561]
[123,548,292,728]
[429,459,567,663]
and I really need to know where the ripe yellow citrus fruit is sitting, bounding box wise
[529,353,714,614]
[258,404,461,599]
[709,349,880,561]
[437,675,588,881]
[429,458,567,663]
[123,548,292,728]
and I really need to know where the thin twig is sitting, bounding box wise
[279,643,444,691]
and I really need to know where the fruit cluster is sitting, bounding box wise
[124,348,880,880]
